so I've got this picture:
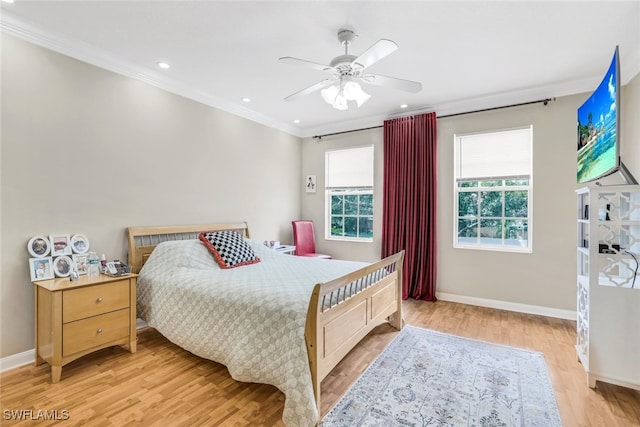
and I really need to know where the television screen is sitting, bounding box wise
[577,47,620,183]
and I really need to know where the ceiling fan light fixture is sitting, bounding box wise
[346,82,371,107]
[321,81,369,110]
[321,85,339,104]
[332,92,349,111]
[280,26,422,108]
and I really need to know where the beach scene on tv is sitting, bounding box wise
[577,54,618,183]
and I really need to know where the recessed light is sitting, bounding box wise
[157,61,170,69]
[1,0,15,4]
[293,119,300,124]
[242,97,251,103]
[400,104,408,109]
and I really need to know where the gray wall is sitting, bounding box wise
[301,128,384,262]
[622,69,640,181]
[1,35,301,358]
[2,31,639,359]
[301,73,640,313]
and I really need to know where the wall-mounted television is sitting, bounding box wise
[577,46,620,183]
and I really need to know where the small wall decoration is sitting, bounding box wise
[50,234,72,256]
[72,254,89,275]
[70,233,90,254]
[53,255,73,277]
[29,257,54,281]
[27,236,51,258]
[306,175,317,193]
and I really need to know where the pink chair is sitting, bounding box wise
[291,220,332,259]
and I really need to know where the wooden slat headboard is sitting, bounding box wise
[127,222,250,273]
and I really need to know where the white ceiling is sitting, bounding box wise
[2,1,639,138]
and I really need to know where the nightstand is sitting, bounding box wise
[33,273,137,382]
[274,245,296,255]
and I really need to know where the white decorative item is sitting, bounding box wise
[70,233,90,254]
[29,257,54,281]
[72,254,89,275]
[27,235,51,258]
[52,255,73,278]
[49,234,72,256]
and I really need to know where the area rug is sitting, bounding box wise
[321,325,562,427]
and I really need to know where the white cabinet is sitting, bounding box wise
[576,185,640,390]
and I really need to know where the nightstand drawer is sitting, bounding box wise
[63,280,130,323]
[63,308,130,356]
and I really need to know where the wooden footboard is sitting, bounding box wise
[304,250,405,416]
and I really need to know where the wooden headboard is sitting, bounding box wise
[127,222,250,273]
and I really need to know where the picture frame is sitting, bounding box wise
[305,175,317,193]
[27,235,51,258]
[72,254,89,275]
[53,255,73,278]
[29,257,54,281]
[49,234,72,256]
[70,233,90,254]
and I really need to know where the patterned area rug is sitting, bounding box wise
[321,325,562,427]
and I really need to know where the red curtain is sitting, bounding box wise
[381,112,437,301]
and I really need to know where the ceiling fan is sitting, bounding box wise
[279,26,422,110]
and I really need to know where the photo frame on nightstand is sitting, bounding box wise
[70,233,90,254]
[27,235,51,258]
[50,234,72,256]
[29,257,54,281]
[53,255,73,277]
[72,254,88,275]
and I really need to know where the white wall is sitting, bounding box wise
[301,73,640,313]
[0,35,301,358]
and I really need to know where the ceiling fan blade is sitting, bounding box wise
[284,79,336,101]
[278,57,335,74]
[361,73,422,93]
[352,39,398,69]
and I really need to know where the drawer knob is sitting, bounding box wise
[96,297,103,303]
[97,328,103,334]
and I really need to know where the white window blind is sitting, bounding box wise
[455,127,532,180]
[326,145,374,189]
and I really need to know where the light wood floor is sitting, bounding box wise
[1,299,639,426]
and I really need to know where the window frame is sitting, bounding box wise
[453,127,533,253]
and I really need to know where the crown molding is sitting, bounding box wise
[0,11,303,138]
[299,68,640,139]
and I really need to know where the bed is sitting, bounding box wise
[127,222,404,426]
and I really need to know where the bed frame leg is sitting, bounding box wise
[389,310,403,330]
[388,255,404,331]
[313,375,321,425]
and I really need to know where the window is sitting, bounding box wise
[454,126,532,251]
[325,145,374,240]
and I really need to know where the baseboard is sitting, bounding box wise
[436,292,577,321]
[1,319,150,374]
[0,349,35,374]
[589,372,640,391]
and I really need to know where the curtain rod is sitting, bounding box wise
[312,97,555,140]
